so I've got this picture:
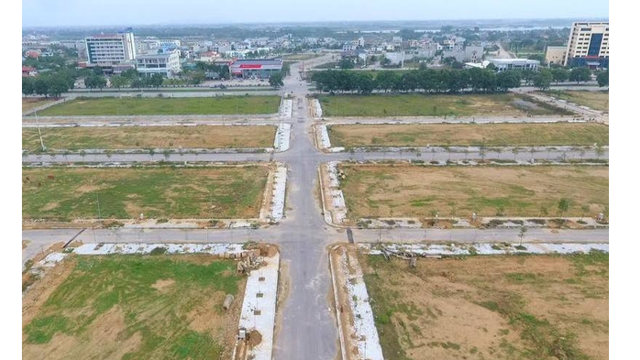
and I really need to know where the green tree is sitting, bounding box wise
[570,67,591,84]
[85,75,107,90]
[121,68,139,80]
[375,71,400,92]
[34,78,49,97]
[339,58,355,69]
[355,72,375,94]
[596,70,609,87]
[268,72,284,89]
[496,70,521,91]
[46,76,69,97]
[551,68,569,84]
[22,77,35,96]
[557,198,570,219]
[149,73,164,88]
[533,69,553,90]
[110,75,129,89]
[189,71,206,85]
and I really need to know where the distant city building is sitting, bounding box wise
[135,50,181,78]
[229,59,283,79]
[564,22,609,68]
[545,46,567,66]
[442,45,484,63]
[22,66,37,77]
[85,28,136,66]
[24,49,40,59]
[489,58,540,72]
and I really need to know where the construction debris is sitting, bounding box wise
[223,294,235,311]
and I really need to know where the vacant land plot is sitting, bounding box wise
[282,53,322,61]
[36,96,281,116]
[547,90,609,112]
[318,94,571,117]
[23,255,245,360]
[329,123,609,147]
[360,251,608,360]
[339,164,608,219]
[22,166,269,220]
[23,98,56,113]
[22,125,276,151]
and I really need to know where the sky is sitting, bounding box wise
[22,0,609,28]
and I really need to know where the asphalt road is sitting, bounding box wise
[22,54,609,360]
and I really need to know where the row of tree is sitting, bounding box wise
[311,68,523,94]
[22,73,75,97]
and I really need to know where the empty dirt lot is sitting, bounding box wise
[339,164,609,220]
[22,97,56,114]
[360,251,608,360]
[23,254,246,360]
[22,165,270,220]
[328,123,609,147]
[546,91,609,112]
[22,125,276,151]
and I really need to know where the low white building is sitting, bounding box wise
[135,50,181,77]
[489,58,540,72]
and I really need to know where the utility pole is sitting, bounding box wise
[35,110,46,152]
[96,194,102,219]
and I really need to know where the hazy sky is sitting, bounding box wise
[22,0,609,27]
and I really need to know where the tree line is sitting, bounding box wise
[312,66,605,94]
[311,68,522,94]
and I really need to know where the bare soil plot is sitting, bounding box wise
[329,123,609,147]
[23,255,246,360]
[22,98,56,113]
[318,94,572,117]
[22,166,270,220]
[360,251,608,360]
[36,96,281,116]
[338,164,608,220]
[22,125,276,151]
[547,91,609,112]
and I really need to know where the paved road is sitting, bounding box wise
[22,54,610,360]
[23,147,608,164]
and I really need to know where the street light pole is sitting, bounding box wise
[35,110,46,152]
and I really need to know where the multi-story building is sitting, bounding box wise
[85,29,136,66]
[229,59,283,79]
[545,46,567,66]
[564,22,609,68]
[135,50,181,78]
[489,58,540,72]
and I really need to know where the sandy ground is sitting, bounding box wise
[338,164,609,220]
[22,125,277,151]
[358,250,608,360]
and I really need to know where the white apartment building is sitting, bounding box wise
[85,29,136,66]
[489,58,540,72]
[564,22,609,68]
[135,50,181,78]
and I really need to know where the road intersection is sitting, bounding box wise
[22,54,609,360]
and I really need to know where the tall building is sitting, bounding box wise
[136,50,181,78]
[564,22,609,68]
[85,28,136,66]
[545,46,567,66]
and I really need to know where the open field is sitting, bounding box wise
[339,164,608,219]
[546,90,609,112]
[360,251,608,360]
[328,123,609,147]
[35,96,281,116]
[23,98,56,113]
[282,53,322,61]
[23,255,245,360]
[22,166,269,220]
[318,93,572,117]
[22,125,276,151]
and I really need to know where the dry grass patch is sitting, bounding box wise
[22,125,276,151]
[23,255,245,360]
[360,252,608,360]
[339,164,608,219]
[329,123,609,147]
[547,91,609,112]
[22,97,56,113]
